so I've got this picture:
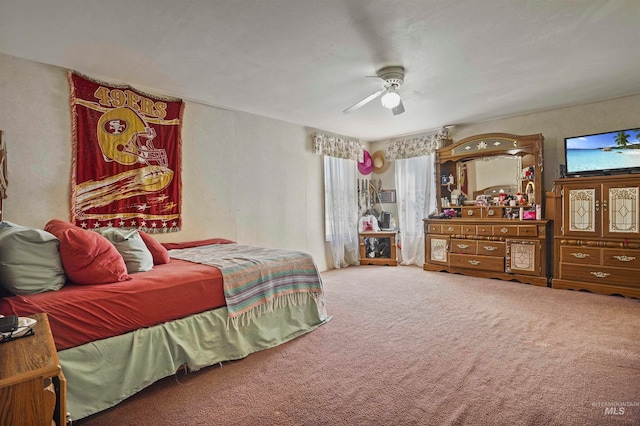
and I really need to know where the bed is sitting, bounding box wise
[0,216,329,420]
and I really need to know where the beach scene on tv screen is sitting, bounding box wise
[566,128,640,173]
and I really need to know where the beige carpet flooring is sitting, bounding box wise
[77,266,640,425]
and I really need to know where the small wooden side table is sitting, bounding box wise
[359,231,398,266]
[0,313,67,425]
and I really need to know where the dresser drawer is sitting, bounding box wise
[442,224,462,235]
[494,225,518,237]
[559,263,640,288]
[602,248,640,269]
[462,224,477,234]
[518,225,538,237]
[462,207,482,218]
[450,253,504,272]
[484,206,503,218]
[427,223,442,234]
[451,239,477,254]
[477,241,505,257]
[560,246,601,264]
[476,224,493,236]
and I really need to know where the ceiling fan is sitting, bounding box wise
[343,66,406,116]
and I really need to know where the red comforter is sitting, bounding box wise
[0,254,226,351]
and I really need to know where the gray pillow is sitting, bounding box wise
[0,221,66,295]
[94,228,154,273]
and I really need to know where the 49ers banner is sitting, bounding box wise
[69,72,183,233]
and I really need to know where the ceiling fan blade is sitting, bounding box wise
[365,75,388,85]
[392,99,405,116]
[343,89,385,114]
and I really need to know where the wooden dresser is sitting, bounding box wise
[424,132,551,287]
[0,313,67,425]
[549,174,640,298]
[424,218,552,286]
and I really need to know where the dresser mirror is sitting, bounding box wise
[457,155,522,201]
[435,132,544,215]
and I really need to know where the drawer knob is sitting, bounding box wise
[468,260,481,266]
[590,271,610,279]
[500,227,509,233]
[487,210,495,216]
[613,255,635,262]
[484,246,498,251]
[457,243,470,249]
[447,226,455,232]
[467,210,474,216]
[571,252,589,259]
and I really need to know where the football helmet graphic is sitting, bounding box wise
[97,107,168,167]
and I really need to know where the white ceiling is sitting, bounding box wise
[1,0,639,141]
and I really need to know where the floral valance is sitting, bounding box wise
[386,127,451,160]
[313,133,363,162]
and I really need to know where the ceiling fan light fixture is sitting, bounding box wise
[381,90,401,109]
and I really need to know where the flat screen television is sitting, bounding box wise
[564,127,640,177]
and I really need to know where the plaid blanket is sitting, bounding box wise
[168,244,324,326]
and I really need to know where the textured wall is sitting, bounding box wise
[3,51,639,271]
[371,95,640,194]
[0,53,330,270]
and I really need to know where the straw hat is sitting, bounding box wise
[358,150,373,175]
[372,150,389,174]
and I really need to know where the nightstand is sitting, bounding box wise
[359,231,398,266]
[0,313,67,425]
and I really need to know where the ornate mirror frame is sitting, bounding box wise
[435,132,544,216]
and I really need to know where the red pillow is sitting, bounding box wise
[44,220,130,285]
[138,230,170,265]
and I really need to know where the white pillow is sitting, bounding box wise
[94,228,154,273]
[0,221,66,295]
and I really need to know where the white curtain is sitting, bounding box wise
[395,155,436,266]
[324,156,359,268]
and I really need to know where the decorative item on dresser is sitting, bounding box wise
[548,174,640,298]
[424,132,552,287]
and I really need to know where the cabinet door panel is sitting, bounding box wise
[563,184,601,237]
[603,184,639,238]
[506,239,540,275]
[427,236,449,265]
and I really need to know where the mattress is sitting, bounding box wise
[0,258,225,350]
